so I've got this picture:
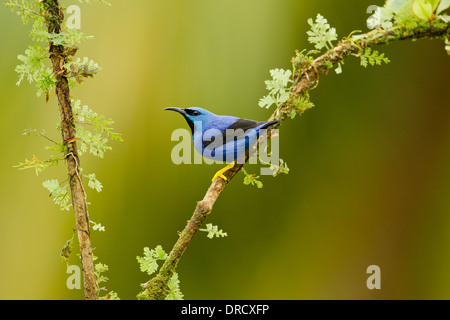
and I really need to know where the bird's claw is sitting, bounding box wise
[212,173,228,182]
[211,161,235,182]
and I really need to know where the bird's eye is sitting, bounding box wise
[191,110,200,116]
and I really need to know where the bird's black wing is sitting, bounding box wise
[203,118,280,149]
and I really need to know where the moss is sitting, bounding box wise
[138,272,173,300]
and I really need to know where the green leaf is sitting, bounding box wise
[36,29,93,47]
[154,245,168,260]
[258,95,277,109]
[136,245,168,276]
[378,0,427,29]
[72,99,122,158]
[428,0,441,10]
[437,0,450,14]
[36,68,56,98]
[259,69,292,109]
[387,0,414,10]
[15,153,61,175]
[306,14,338,50]
[265,69,292,94]
[165,273,183,300]
[136,245,184,300]
[90,220,106,231]
[5,0,43,24]
[42,179,71,211]
[15,44,48,85]
[199,223,228,239]
[359,48,390,67]
[137,248,158,276]
[271,159,290,177]
[288,91,315,119]
[95,263,109,284]
[242,168,264,188]
[65,57,101,87]
[85,173,103,192]
[412,0,434,20]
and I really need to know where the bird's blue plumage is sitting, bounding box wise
[164,107,280,163]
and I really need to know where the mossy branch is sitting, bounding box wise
[276,19,450,120]
[138,19,450,300]
[42,0,97,300]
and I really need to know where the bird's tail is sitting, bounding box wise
[260,119,281,129]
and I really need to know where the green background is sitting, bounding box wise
[0,0,449,299]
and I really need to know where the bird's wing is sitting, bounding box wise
[203,118,280,149]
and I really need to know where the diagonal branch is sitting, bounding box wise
[138,19,450,300]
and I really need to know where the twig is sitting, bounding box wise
[138,19,450,299]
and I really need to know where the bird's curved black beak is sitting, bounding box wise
[164,107,194,134]
[164,107,186,115]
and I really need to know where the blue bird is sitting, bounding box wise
[164,107,280,181]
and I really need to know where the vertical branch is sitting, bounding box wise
[43,0,97,300]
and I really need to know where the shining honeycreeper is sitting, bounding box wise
[164,107,280,181]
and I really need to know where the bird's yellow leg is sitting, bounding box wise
[212,161,235,182]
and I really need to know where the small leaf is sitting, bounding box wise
[165,273,183,300]
[306,14,338,50]
[428,0,441,10]
[436,0,450,14]
[199,223,228,239]
[42,179,71,211]
[136,245,168,276]
[85,173,103,192]
[258,68,292,109]
[242,168,264,189]
[91,220,106,231]
[359,48,390,68]
[412,0,434,20]
[388,0,414,11]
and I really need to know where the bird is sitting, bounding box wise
[164,107,280,182]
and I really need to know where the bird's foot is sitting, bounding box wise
[211,162,235,182]
[212,172,228,182]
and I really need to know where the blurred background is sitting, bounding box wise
[0,0,449,300]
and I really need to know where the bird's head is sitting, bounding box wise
[164,107,215,133]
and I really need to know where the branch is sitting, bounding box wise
[43,0,97,300]
[138,19,450,300]
[283,20,450,112]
